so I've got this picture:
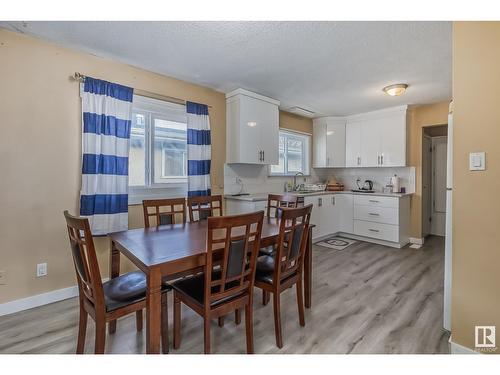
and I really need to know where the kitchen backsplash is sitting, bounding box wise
[224,164,415,195]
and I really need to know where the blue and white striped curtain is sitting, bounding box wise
[79,77,134,235]
[186,102,211,197]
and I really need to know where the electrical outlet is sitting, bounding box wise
[36,263,48,277]
[0,270,6,285]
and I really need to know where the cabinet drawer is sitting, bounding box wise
[354,205,399,225]
[353,195,399,208]
[353,220,399,242]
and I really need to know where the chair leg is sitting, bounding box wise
[245,303,254,354]
[136,310,143,332]
[76,305,88,354]
[204,317,211,354]
[161,293,169,354]
[235,308,242,325]
[173,292,181,349]
[272,292,283,349]
[296,279,305,327]
[95,318,106,354]
[218,316,225,327]
[262,290,270,306]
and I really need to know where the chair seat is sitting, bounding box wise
[170,271,244,308]
[103,271,170,312]
[255,255,297,285]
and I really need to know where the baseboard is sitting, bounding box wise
[0,278,109,317]
[450,337,479,354]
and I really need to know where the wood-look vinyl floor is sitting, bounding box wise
[0,236,450,354]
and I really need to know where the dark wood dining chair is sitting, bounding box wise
[63,211,170,354]
[187,194,223,222]
[171,211,264,354]
[266,193,299,218]
[143,198,186,227]
[254,204,312,348]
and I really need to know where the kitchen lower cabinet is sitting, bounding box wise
[303,192,410,248]
[225,199,267,216]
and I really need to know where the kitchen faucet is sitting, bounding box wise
[293,172,304,191]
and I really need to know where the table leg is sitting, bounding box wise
[109,240,121,333]
[304,227,312,308]
[146,268,162,354]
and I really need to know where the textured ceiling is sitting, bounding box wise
[1,21,452,116]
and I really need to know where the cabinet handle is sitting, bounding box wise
[369,229,380,233]
[331,196,335,205]
[377,155,380,165]
[369,200,379,203]
[259,150,263,162]
[318,198,322,207]
[369,213,380,216]
[263,150,265,162]
[381,155,384,165]
[327,157,330,166]
[357,156,361,166]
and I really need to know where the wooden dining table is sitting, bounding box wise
[109,217,313,354]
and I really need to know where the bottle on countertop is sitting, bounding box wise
[390,174,400,193]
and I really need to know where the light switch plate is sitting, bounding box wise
[469,152,486,171]
[36,263,48,277]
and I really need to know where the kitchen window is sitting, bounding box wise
[269,129,311,176]
[128,95,188,202]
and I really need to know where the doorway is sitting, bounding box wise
[422,125,448,237]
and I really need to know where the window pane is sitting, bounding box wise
[270,135,286,174]
[128,113,146,186]
[153,118,187,184]
[287,137,303,173]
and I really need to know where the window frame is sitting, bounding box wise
[269,129,311,177]
[128,95,188,204]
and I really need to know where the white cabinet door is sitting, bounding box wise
[379,112,406,167]
[360,119,381,167]
[312,120,327,167]
[238,95,265,164]
[335,194,353,233]
[259,100,279,165]
[345,121,362,167]
[326,121,346,167]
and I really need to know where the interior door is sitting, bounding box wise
[345,121,362,167]
[422,135,432,237]
[431,136,448,236]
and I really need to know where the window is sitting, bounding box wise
[129,95,188,199]
[269,130,311,176]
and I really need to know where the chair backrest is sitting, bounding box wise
[63,211,104,308]
[142,198,187,227]
[273,204,312,282]
[187,195,223,222]
[267,194,299,218]
[204,211,264,307]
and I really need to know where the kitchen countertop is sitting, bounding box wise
[224,190,413,202]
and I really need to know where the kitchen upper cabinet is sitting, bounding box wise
[345,120,362,167]
[226,89,279,164]
[345,105,407,168]
[313,117,346,168]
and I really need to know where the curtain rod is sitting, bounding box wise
[72,72,212,109]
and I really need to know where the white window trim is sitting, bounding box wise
[129,95,188,204]
[269,129,311,177]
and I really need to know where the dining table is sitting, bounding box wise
[109,217,314,354]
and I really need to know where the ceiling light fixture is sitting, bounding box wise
[383,83,408,97]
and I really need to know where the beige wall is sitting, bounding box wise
[0,29,312,304]
[452,22,500,352]
[407,102,449,238]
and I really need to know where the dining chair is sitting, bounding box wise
[187,194,223,222]
[266,193,299,218]
[254,204,312,349]
[171,210,264,354]
[142,198,186,227]
[63,211,170,354]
